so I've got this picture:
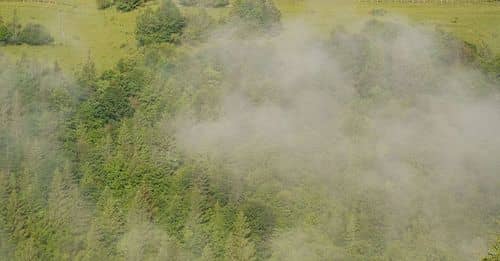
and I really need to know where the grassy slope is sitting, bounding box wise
[277,0,500,52]
[0,0,499,70]
[0,0,138,71]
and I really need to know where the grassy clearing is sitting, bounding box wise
[0,0,499,70]
[0,0,139,70]
[276,0,500,53]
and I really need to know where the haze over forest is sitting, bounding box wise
[0,0,499,260]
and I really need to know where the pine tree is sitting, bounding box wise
[128,184,157,223]
[77,54,97,92]
[95,188,125,257]
[208,201,227,259]
[47,165,88,259]
[77,221,107,261]
[224,211,256,261]
[200,244,216,261]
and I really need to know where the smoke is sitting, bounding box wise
[174,19,500,259]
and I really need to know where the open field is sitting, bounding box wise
[0,0,139,70]
[0,0,499,70]
[277,0,500,51]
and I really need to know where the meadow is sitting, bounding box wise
[0,0,499,70]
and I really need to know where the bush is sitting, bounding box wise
[179,0,197,6]
[183,9,214,42]
[135,0,185,45]
[179,0,229,7]
[0,18,12,43]
[116,0,144,12]
[96,0,114,9]
[231,0,281,30]
[370,9,387,17]
[18,23,54,45]
[209,0,229,8]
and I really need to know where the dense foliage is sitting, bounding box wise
[179,0,229,8]
[0,16,53,46]
[0,2,499,260]
[116,0,146,12]
[231,0,281,31]
[0,18,12,43]
[135,0,186,45]
[18,23,54,45]
[96,0,148,11]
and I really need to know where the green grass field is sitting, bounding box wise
[0,0,139,70]
[1,0,499,70]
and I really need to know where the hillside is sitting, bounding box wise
[0,0,499,69]
[0,0,499,260]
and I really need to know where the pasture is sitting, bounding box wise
[0,0,499,70]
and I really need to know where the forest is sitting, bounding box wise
[0,0,499,260]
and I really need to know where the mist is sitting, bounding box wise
[0,2,499,259]
[175,19,500,259]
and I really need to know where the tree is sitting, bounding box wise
[179,0,197,6]
[483,237,500,261]
[135,0,186,46]
[208,0,229,8]
[179,0,229,7]
[46,166,88,259]
[18,23,54,45]
[96,0,113,9]
[77,54,98,92]
[8,9,21,44]
[182,174,212,256]
[116,0,144,12]
[231,0,281,31]
[224,211,256,261]
[201,245,216,261]
[183,9,214,43]
[95,188,125,256]
[207,201,227,259]
[0,17,12,44]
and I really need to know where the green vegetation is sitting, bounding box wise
[0,0,499,260]
[0,18,12,43]
[483,237,500,261]
[0,0,499,69]
[96,0,114,10]
[180,0,229,8]
[231,0,281,31]
[0,14,53,46]
[135,0,186,45]
[116,0,147,12]
[18,23,54,45]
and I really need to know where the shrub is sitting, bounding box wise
[0,18,13,43]
[135,0,185,45]
[179,0,197,6]
[183,9,214,42]
[116,0,144,12]
[231,0,281,30]
[209,0,229,8]
[370,9,387,17]
[179,0,229,7]
[18,23,54,45]
[96,0,114,10]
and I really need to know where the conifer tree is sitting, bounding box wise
[47,165,88,259]
[224,211,256,261]
[208,201,227,259]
